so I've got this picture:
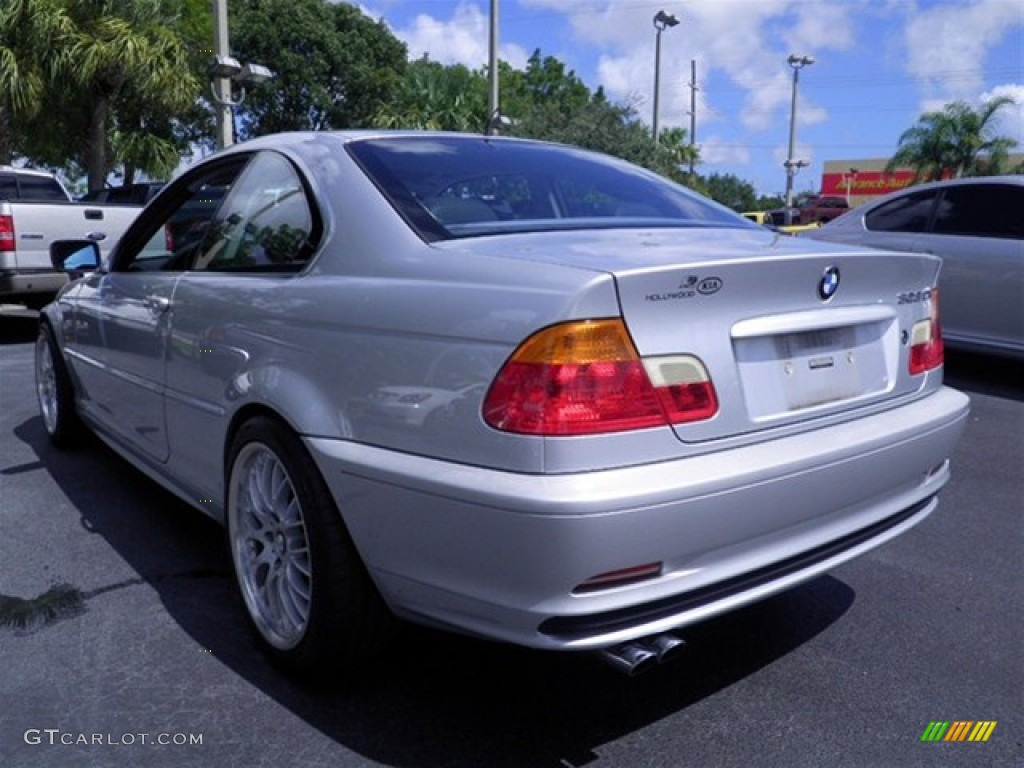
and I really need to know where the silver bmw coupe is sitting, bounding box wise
[37,132,969,678]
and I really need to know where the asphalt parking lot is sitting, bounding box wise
[0,312,1021,768]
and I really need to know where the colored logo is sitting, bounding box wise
[818,266,840,301]
[921,721,997,742]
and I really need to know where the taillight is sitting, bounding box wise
[909,290,943,375]
[482,318,717,436]
[0,214,14,252]
[573,562,663,594]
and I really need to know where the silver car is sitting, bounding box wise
[36,132,969,678]
[806,176,1024,359]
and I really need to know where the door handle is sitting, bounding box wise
[144,296,171,314]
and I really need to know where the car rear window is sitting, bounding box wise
[0,172,68,202]
[347,136,747,241]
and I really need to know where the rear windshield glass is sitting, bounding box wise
[347,136,750,240]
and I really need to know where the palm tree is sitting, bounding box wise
[373,58,488,132]
[886,97,1018,181]
[0,0,72,162]
[59,4,198,191]
[1,1,197,190]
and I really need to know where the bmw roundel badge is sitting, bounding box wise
[818,266,840,301]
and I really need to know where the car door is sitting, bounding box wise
[163,151,322,501]
[67,156,248,463]
[925,182,1024,353]
[860,188,939,253]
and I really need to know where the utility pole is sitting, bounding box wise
[688,59,697,175]
[487,0,500,135]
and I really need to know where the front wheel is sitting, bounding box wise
[35,323,84,448]
[226,417,391,679]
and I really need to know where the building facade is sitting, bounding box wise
[820,155,1024,208]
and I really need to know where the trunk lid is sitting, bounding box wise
[447,227,943,442]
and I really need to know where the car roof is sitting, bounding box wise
[0,165,58,179]
[211,131,586,161]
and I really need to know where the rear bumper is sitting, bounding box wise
[306,386,970,650]
[0,270,67,298]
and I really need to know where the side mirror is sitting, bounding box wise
[51,240,101,273]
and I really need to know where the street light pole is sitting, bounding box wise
[652,10,679,142]
[209,0,274,150]
[212,0,233,149]
[486,0,500,135]
[784,54,814,224]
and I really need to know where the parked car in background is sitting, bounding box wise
[0,166,74,202]
[798,195,850,224]
[37,132,968,680]
[806,176,1024,359]
[741,210,772,226]
[1,167,143,306]
[80,182,165,205]
[742,210,821,236]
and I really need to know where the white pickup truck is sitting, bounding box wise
[1,167,143,306]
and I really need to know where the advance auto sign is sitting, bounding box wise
[821,170,916,199]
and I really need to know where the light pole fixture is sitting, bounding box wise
[652,10,679,142]
[845,167,859,204]
[210,0,274,149]
[783,53,814,224]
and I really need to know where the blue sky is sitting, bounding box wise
[355,0,1024,196]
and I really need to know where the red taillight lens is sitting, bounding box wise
[909,290,943,375]
[573,562,663,594]
[483,319,717,436]
[0,214,15,253]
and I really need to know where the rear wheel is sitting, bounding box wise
[35,323,84,448]
[226,417,391,679]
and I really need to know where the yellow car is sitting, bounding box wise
[777,221,822,235]
[741,211,773,226]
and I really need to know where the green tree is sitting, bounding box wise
[230,0,407,137]
[886,97,1018,181]
[373,57,488,132]
[1,0,199,190]
[500,51,698,183]
[0,0,72,163]
[702,173,758,212]
[501,49,591,123]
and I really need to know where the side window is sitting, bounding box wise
[864,190,937,233]
[0,175,17,200]
[115,160,243,273]
[931,185,1024,239]
[192,153,316,272]
[20,175,68,201]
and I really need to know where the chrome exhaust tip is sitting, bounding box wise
[643,632,686,664]
[596,641,659,677]
[595,632,687,676]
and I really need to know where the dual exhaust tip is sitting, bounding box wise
[596,632,686,676]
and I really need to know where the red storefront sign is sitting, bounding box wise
[821,170,917,198]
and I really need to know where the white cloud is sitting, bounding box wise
[698,136,751,166]
[904,1,1024,102]
[371,2,529,69]
[524,1,856,134]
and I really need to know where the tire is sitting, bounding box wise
[225,416,392,680]
[35,322,84,448]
